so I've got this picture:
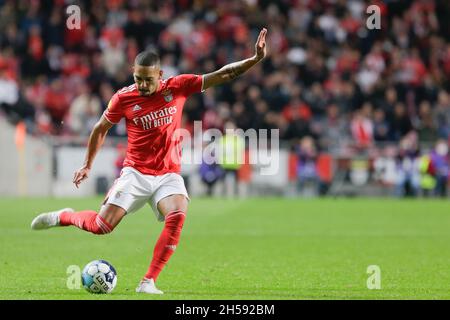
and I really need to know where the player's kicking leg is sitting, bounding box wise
[31,204,126,235]
[136,194,188,295]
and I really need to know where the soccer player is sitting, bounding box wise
[31,28,267,294]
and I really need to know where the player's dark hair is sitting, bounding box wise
[134,50,160,67]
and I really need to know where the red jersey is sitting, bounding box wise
[103,74,203,175]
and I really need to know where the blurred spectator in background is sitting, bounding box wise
[430,139,449,197]
[378,87,398,119]
[312,103,349,153]
[373,108,390,142]
[44,78,70,133]
[0,67,19,119]
[67,83,101,136]
[373,145,398,192]
[395,133,421,197]
[433,90,450,139]
[218,121,245,198]
[199,147,224,197]
[416,100,438,144]
[0,67,35,125]
[419,149,437,197]
[303,82,328,117]
[389,102,414,141]
[296,136,320,197]
[350,103,374,150]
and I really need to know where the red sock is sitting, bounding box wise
[144,210,186,281]
[60,210,113,235]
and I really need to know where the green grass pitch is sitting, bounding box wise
[0,197,449,300]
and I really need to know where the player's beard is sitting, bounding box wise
[139,87,155,96]
[139,90,151,96]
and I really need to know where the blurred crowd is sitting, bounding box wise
[0,0,449,195]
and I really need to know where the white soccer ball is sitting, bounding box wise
[81,260,117,294]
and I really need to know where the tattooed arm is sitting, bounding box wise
[202,28,267,90]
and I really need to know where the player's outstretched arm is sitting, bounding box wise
[202,28,267,90]
[73,116,113,188]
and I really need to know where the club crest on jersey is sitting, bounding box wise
[162,89,173,102]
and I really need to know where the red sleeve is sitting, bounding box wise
[175,74,204,96]
[103,93,123,124]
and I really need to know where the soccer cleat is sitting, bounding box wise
[135,278,164,294]
[31,208,74,230]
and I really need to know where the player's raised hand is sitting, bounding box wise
[255,28,267,61]
[73,166,90,188]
